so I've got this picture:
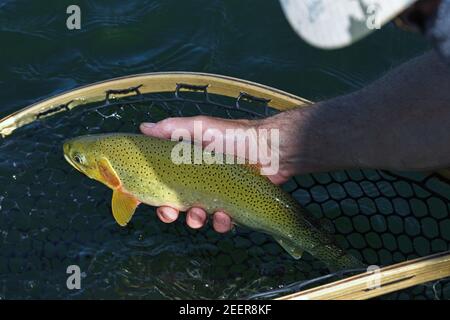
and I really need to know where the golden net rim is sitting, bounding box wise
[0,71,311,138]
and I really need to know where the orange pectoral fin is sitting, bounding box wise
[97,158,121,188]
[112,189,139,226]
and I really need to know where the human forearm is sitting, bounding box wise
[262,51,450,174]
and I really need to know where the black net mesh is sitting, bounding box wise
[0,83,449,299]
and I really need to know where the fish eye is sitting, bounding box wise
[73,153,85,165]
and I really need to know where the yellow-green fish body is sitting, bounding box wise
[63,133,363,270]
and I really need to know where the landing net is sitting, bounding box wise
[0,73,448,299]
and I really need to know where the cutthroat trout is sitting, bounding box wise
[63,133,363,270]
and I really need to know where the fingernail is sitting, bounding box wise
[190,211,202,223]
[164,208,178,220]
[141,122,156,129]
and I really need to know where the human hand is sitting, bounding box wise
[140,113,299,232]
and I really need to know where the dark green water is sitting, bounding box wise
[3,0,448,300]
[0,0,429,118]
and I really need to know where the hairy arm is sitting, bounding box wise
[278,50,450,174]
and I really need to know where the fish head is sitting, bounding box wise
[63,135,102,178]
[63,135,121,190]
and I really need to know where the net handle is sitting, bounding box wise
[277,250,450,300]
[0,71,311,137]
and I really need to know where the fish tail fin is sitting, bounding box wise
[275,233,365,271]
[301,219,366,271]
[307,223,365,271]
[310,236,366,272]
[276,202,366,271]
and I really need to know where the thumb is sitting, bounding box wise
[140,117,198,139]
[140,121,169,139]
